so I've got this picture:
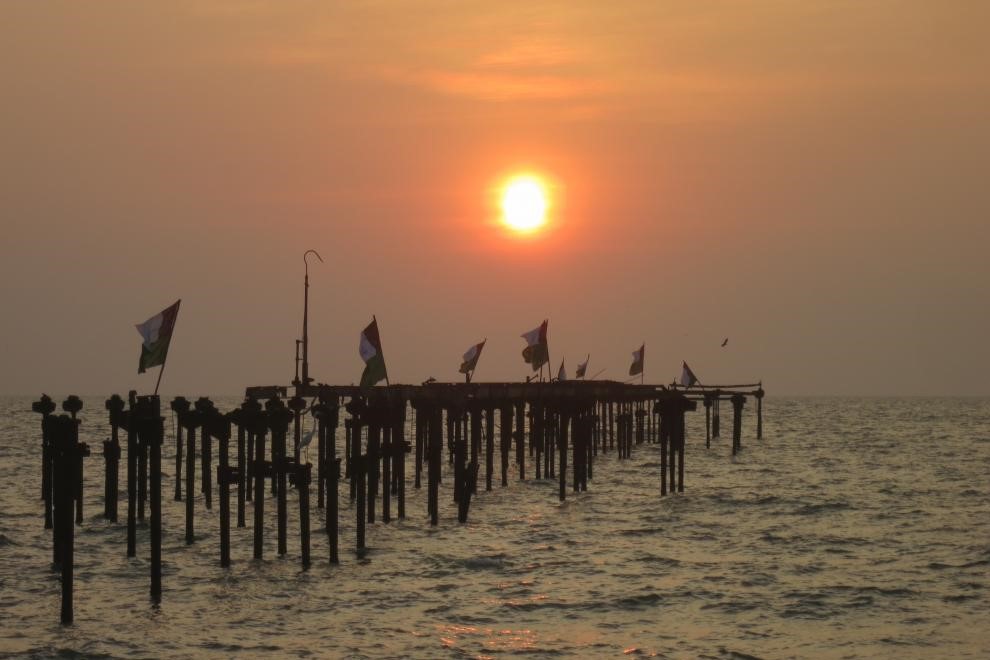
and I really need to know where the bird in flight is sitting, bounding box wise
[721,338,728,347]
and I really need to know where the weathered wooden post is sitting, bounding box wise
[252,408,268,560]
[515,401,525,480]
[328,450,341,564]
[195,397,215,510]
[125,391,138,557]
[242,397,261,512]
[61,396,85,525]
[499,403,512,487]
[755,386,764,440]
[345,417,355,501]
[367,404,380,525]
[381,418,392,524]
[667,403,677,494]
[413,403,424,489]
[51,415,78,624]
[179,405,200,545]
[134,395,164,603]
[170,397,189,500]
[429,405,441,526]
[266,398,292,557]
[676,399,686,493]
[635,401,646,445]
[655,395,671,497]
[608,400,615,451]
[233,410,247,528]
[212,409,233,568]
[104,394,124,521]
[33,394,57,530]
[531,402,543,480]
[392,397,408,520]
[297,462,311,568]
[484,405,494,491]
[558,408,568,502]
[469,402,482,495]
[136,402,147,523]
[312,399,340,564]
[713,392,721,439]
[731,393,745,456]
[703,394,713,449]
[355,452,367,558]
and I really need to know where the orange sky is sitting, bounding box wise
[1,1,988,395]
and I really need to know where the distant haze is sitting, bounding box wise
[2,2,988,396]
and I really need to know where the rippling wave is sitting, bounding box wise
[1,396,988,658]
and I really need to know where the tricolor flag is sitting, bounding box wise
[575,355,589,379]
[359,317,388,387]
[521,320,549,371]
[459,339,486,375]
[135,300,181,374]
[629,343,645,376]
[680,361,699,387]
[557,359,567,382]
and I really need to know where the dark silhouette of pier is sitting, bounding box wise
[32,378,765,624]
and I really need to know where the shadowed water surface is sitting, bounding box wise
[1,396,988,658]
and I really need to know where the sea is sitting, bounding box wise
[1,396,988,659]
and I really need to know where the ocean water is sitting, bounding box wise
[0,396,988,659]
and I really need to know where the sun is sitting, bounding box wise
[501,175,549,233]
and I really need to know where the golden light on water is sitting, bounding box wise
[500,175,550,234]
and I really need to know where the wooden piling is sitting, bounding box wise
[413,404,424,489]
[514,401,525,480]
[297,463,311,568]
[33,394,56,530]
[170,397,189,501]
[499,404,511,487]
[558,410,568,501]
[105,395,124,521]
[265,398,292,557]
[184,417,197,545]
[703,395,712,449]
[355,454,366,557]
[139,397,164,602]
[756,387,764,440]
[731,393,745,456]
[252,420,267,560]
[484,406,494,491]
[195,398,214,510]
[52,415,75,624]
[428,405,441,526]
[126,392,138,557]
[381,421,392,524]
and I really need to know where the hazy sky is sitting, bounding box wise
[2,1,988,396]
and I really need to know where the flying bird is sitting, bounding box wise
[721,338,728,347]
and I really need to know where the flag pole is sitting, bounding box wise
[154,362,166,397]
[543,319,552,385]
[151,298,181,397]
[375,314,390,386]
[639,341,646,385]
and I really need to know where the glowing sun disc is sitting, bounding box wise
[501,176,549,232]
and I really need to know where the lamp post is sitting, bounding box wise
[301,250,323,387]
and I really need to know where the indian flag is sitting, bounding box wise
[629,343,644,376]
[359,317,388,387]
[680,361,700,387]
[459,339,486,375]
[575,355,589,379]
[521,320,549,371]
[557,359,567,382]
[135,300,181,374]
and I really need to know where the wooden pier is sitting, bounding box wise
[32,378,765,623]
